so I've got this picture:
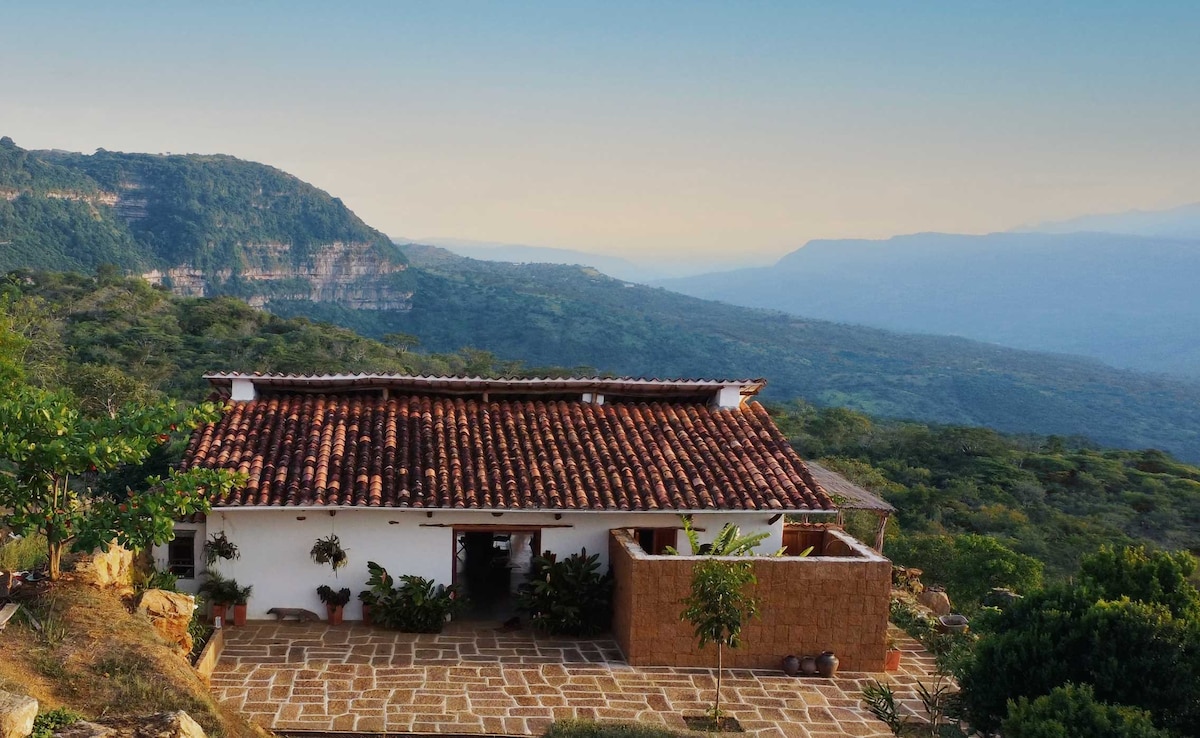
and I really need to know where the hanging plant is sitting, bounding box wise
[203,531,240,566]
[311,534,349,573]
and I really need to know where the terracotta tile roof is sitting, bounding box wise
[184,393,834,512]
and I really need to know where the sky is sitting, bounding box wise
[3,1,1199,266]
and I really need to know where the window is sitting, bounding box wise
[636,528,678,555]
[167,531,196,579]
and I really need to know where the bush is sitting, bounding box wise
[1002,684,1169,738]
[366,563,462,633]
[30,709,84,738]
[517,549,613,636]
[887,533,1043,610]
[1078,545,1200,620]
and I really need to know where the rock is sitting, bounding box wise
[78,543,134,589]
[137,590,196,656]
[0,689,38,738]
[918,587,952,616]
[55,712,205,738]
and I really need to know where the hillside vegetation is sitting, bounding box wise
[269,244,1200,460]
[0,137,402,273]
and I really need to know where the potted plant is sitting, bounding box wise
[231,582,253,627]
[358,590,376,625]
[311,535,348,574]
[199,573,236,625]
[318,585,352,625]
[203,531,240,566]
[884,636,902,671]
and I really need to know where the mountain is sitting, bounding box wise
[1017,201,1200,239]
[396,237,660,282]
[0,137,410,308]
[264,243,1200,461]
[5,136,1200,459]
[658,231,1200,378]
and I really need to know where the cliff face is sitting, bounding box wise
[143,241,411,310]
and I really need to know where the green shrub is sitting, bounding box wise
[0,533,47,571]
[133,566,179,594]
[31,708,84,738]
[517,549,613,636]
[1002,684,1169,738]
[366,563,462,633]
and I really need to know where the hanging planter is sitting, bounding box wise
[203,531,240,566]
[311,534,349,573]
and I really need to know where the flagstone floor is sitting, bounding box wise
[210,622,944,738]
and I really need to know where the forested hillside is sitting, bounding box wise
[774,401,1200,580]
[0,137,402,273]
[268,244,1200,460]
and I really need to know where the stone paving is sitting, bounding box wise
[210,622,945,737]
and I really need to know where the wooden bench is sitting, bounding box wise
[0,603,20,631]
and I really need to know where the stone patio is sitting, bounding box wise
[210,622,944,737]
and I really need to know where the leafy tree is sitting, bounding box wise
[680,558,759,729]
[1078,545,1200,620]
[1002,684,1169,738]
[0,383,240,579]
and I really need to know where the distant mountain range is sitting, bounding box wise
[658,229,1200,378]
[394,237,658,282]
[3,135,1200,459]
[1015,201,1200,239]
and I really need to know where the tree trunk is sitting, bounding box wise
[48,539,64,581]
[715,642,724,729]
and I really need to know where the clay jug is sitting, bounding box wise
[782,655,800,677]
[816,651,839,678]
[800,655,818,676]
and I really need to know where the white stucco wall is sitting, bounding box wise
[189,508,787,620]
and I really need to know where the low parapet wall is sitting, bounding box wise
[610,527,891,672]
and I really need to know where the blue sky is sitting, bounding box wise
[3,1,1198,264]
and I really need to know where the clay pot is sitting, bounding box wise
[362,604,373,626]
[884,648,902,671]
[211,603,227,626]
[816,651,839,678]
[799,655,818,676]
[232,603,248,627]
[938,613,970,634]
[782,655,801,677]
[327,604,345,625]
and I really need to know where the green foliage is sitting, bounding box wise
[775,402,1200,580]
[666,518,776,556]
[958,585,1200,735]
[887,533,1043,610]
[310,535,348,572]
[1078,545,1200,620]
[133,566,179,594]
[861,681,905,735]
[516,549,613,637]
[0,378,241,579]
[30,708,84,738]
[1002,684,1169,738]
[365,563,462,633]
[316,585,351,607]
[198,573,250,606]
[202,531,240,566]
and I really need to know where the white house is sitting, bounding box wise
[155,373,838,620]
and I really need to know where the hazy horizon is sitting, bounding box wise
[4,1,1199,262]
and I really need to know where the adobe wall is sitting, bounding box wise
[610,528,891,672]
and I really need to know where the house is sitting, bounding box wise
[158,372,892,670]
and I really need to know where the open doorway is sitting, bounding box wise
[453,527,540,622]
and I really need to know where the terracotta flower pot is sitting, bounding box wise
[327,604,344,625]
[233,603,248,627]
[362,604,372,626]
[884,648,902,671]
[211,603,227,626]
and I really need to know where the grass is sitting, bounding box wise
[0,579,258,738]
[544,719,704,738]
[0,533,48,571]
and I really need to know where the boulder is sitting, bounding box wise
[78,543,134,589]
[137,590,195,656]
[918,587,952,616]
[55,712,205,738]
[0,690,38,738]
